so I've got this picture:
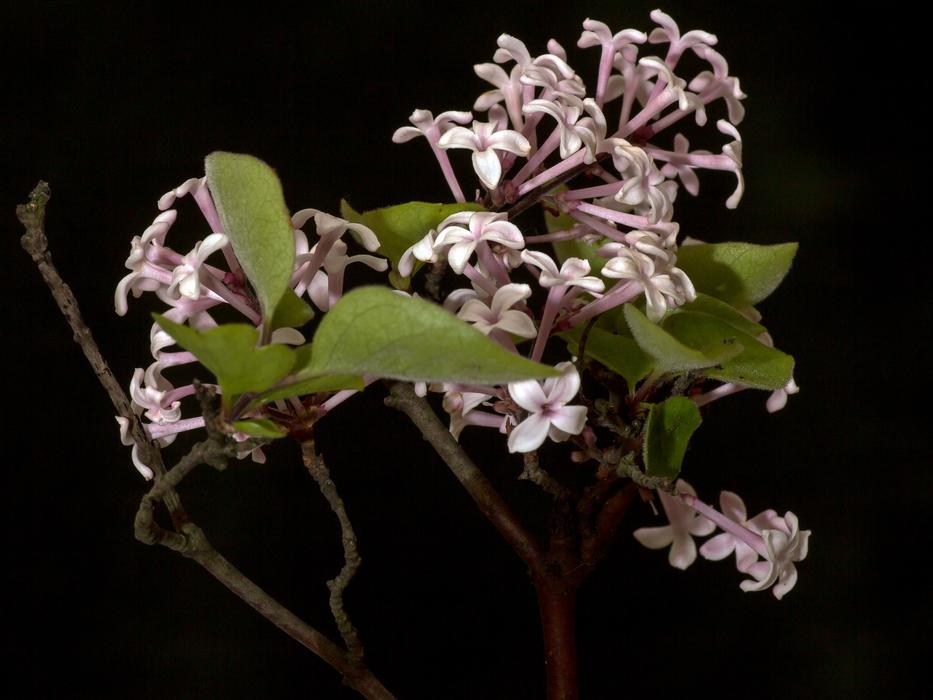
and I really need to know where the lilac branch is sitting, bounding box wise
[384,381,547,578]
[16,182,183,518]
[301,438,366,665]
[17,184,395,700]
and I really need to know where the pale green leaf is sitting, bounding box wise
[341,199,484,279]
[672,293,766,336]
[233,419,287,439]
[205,152,295,326]
[623,304,740,374]
[643,397,702,480]
[154,315,295,407]
[269,288,314,330]
[256,374,365,404]
[562,326,654,390]
[307,286,559,384]
[676,242,798,305]
[663,313,794,390]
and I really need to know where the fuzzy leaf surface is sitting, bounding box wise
[153,316,295,407]
[205,152,295,324]
[308,286,559,383]
[676,242,797,305]
[643,397,702,480]
[562,326,654,390]
[663,313,794,390]
[623,304,740,374]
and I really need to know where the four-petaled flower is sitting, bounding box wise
[633,480,715,569]
[437,120,531,189]
[507,362,587,453]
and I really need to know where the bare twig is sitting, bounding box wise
[384,381,546,577]
[519,451,567,499]
[16,182,185,517]
[302,438,365,664]
[18,184,396,700]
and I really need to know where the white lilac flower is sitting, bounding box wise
[397,230,438,278]
[610,139,677,224]
[739,512,810,600]
[115,237,172,316]
[766,377,801,413]
[167,233,229,301]
[602,247,695,322]
[577,18,647,106]
[391,109,474,145]
[494,34,533,68]
[699,491,778,573]
[457,283,537,338]
[647,9,718,66]
[521,54,586,98]
[474,61,527,130]
[432,211,525,274]
[392,109,474,202]
[658,133,707,196]
[129,366,182,424]
[437,119,531,189]
[520,250,604,293]
[689,47,746,125]
[680,491,810,600]
[116,416,154,480]
[633,479,715,569]
[598,229,678,264]
[521,94,606,162]
[507,362,587,453]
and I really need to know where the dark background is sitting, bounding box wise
[3,2,926,698]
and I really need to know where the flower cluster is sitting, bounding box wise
[394,10,745,329]
[634,480,810,600]
[391,12,793,446]
[113,11,807,598]
[115,177,384,477]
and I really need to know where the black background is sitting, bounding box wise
[3,2,927,698]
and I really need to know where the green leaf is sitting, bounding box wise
[251,342,364,403]
[676,242,798,305]
[562,326,654,390]
[545,207,607,275]
[663,313,794,390]
[269,288,314,330]
[672,293,766,336]
[256,374,365,404]
[154,315,295,407]
[307,286,559,384]
[623,304,741,374]
[341,199,484,280]
[642,397,702,480]
[205,152,296,327]
[233,419,287,439]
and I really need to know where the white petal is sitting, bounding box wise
[508,378,548,412]
[543,363,581,405]
[495,310,537,339]
[633,525,674,550]
[507,413,551,453]
[549,405,587,436]
[472,149,503,189]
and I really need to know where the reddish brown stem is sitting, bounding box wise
[534,578,579,700]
